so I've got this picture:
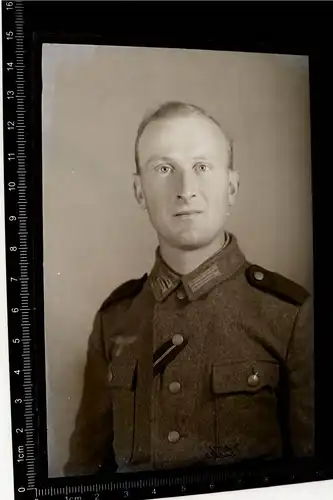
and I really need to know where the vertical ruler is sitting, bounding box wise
[3,0,36,496]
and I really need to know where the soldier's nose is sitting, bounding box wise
[176,171,197,201]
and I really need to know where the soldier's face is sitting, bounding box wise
[134,114,239,250]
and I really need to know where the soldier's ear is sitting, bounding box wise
[133,174,147,211]
[228,169,239,206]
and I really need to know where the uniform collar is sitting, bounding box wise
[148,232,246,302]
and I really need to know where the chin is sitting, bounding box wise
[170,232,213,251]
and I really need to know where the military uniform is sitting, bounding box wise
[64,233,314,476]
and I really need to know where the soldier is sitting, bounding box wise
[64,101,314,476]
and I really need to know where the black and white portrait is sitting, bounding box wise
[41,44,313,478]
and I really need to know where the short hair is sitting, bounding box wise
[134,101,233,173]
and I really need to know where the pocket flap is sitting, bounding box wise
[212,360,279,395]
[108,361,137,390]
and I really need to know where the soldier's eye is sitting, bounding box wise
[156,164,172,174]
[195,162,211,172]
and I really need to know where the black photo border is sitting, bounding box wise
[3,1,333,498]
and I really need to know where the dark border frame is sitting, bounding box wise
[3,1,333,498]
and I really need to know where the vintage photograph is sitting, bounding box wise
[41,44,313,478]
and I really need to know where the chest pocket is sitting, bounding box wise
[211,360,281,460]
[211,359,279,395]
[108,362,137,389]
[108,361,137,468]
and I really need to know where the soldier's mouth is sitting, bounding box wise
[174,210,203,217]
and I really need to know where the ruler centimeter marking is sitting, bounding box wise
[3,0,37,496]
[15,0,37,489]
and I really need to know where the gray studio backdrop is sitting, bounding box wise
[42,45,313,477]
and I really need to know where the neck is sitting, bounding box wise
[159,233,227,275]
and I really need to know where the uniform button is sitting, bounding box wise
[169,381,181,394]
[168,430,180,443]
[172,334,184,346]
[176,289,186,300]
[247,372,260,387]
[253,271,264,281]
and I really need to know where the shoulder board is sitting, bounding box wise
[99,273,148,312]
[245,264,309,307]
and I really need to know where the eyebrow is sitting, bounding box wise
[145,155,211,167]
[144,156,174,167]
